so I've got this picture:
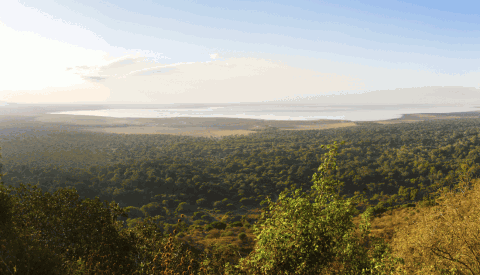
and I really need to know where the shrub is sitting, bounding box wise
[201,214,215,222]
[190,224,203,230]
[237,141,383,274]
[392,178,480,273]
[0,183,137,275]
[229,221,244,228]
[238,232,247,241]
[204,224,214,231]
[193,219,207,226]
[206,229,221,239]
[210,221,227,230]
[193,211,205,220]
[221,230,235,237]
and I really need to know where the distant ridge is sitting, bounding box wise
[273,86,480,107]
[0,101,18,106]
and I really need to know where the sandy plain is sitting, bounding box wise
[1,102,479,138]
[25,109,480,138]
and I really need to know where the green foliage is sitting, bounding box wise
[221,230,235,237]
[198,242,246,275]
[210,221,227,230]
[1,189,66,274]
[0,183,138,274]
[0,188,13,227]
[4,119,480,273]
[228,221,244,228]
[238,232,247,241]
[238,141,382,274]
[5,118,480,225]
[175,201,197,214]
[127,217,144,228]
[127,205,147,218]
[204,224,214,231]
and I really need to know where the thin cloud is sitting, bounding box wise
[75,56,365,103]
[82,76,107,82]
[133,67,177,76]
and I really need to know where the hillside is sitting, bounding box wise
[1,116,480,273]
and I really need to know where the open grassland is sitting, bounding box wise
[22,110,480,137]
[284,122,357,130]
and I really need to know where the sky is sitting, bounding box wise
[1,0,480,104]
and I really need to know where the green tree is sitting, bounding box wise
[0,147,68,274]
[1,183,137,274]
[237,141,376,274]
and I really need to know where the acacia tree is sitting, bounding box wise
[236,141,388,274]
[0,182,139,275]
[0,146,70,274]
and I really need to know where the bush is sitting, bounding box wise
[237,141,383,274]
[190,224,203,230]
[392,179,480,273]
[204,224,214,231]
[206,229,221,239]
[126,217,143,228]
[210,221,227,230]
[193,211,205,220]
[401,203,416,208]
[228,221,243,228]
[0,184,137,275]
[193,219,207,226]
[201,214,215,222]
[238,232,247,241]
[221,230,235,237]
[373,201,387,215]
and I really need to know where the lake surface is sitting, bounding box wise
[49,103,480,122]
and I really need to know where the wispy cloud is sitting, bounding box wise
[2,0,480,104]
[82,76,107,82]
[133,68,177,76]
[67,56,364,103]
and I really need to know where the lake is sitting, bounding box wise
[49,103,480,122]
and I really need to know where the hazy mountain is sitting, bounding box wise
[275,86,480,107]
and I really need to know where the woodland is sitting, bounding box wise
[1,116,480,274]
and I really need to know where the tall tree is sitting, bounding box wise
[237,141,378,274]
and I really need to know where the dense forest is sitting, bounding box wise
[2,118,480,219]
[1,117,480,274]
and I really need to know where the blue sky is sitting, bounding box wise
[1,0,479,104]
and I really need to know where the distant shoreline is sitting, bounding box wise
[46,103,480,122]
[31,109,480,137]
[1,103,480,138]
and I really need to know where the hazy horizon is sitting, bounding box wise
[1,1,480,105]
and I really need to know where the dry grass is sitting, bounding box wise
[351,178,480,274]
[180,226,255,251]
[179,210,259,254]
[283,122,357,130]
[25,112,480,138]
[390,179,480,274]
[375,120,422,125]
[351,206,424,244]
[177,129,256,137]
[33,114,148,126]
